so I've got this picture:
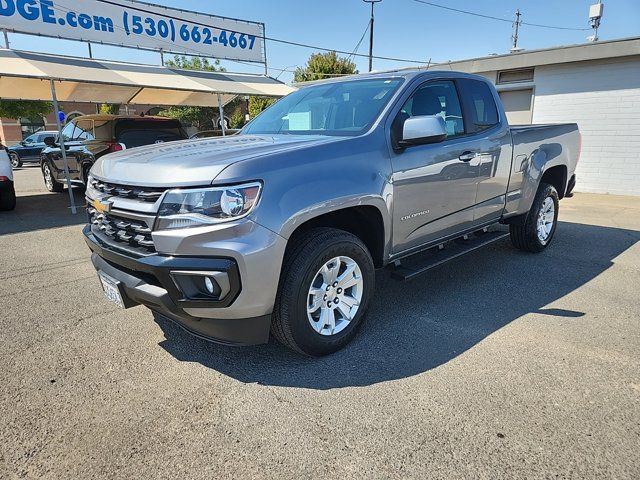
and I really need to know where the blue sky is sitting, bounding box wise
[6,0,640,82]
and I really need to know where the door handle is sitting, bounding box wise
[458,151,477,162]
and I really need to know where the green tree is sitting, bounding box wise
[166,55,224,72]
[0,100,51,120]
[229,111,246,129]
[99,104,120,114]
[293,51,357,83]
[159,55,226,130]
[248,96,276,118]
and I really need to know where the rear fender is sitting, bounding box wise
[505,144,567,219]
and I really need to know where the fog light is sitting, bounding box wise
[170,271,231,301]
[204,276,215,294]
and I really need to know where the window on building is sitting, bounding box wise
[497,68,534,84]
[66,111,84,123]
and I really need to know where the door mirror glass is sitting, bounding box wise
[43,136,56,147]
[399,115,447,147]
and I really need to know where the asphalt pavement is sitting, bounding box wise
[1,167,639,479]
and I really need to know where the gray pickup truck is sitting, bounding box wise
[84,70,580,356]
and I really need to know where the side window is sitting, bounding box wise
[398,80,465,137]
[23,134,37,144]
[60,122,76,142]
[74,120,95,141]
[458,79,499,132]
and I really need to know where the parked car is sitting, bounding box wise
[84,70,580,356]
[190,129,239,139]
[7,131,58,168]
[40,115,189,192]
[0,146,16,211]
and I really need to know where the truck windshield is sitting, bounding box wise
[243,78,404,136]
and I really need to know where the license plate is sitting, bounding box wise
[98,271,124,309]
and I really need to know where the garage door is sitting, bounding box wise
[532,58,640,196]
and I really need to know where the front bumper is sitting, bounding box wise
[84,225,274,345]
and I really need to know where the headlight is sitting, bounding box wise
[156,182,262,230]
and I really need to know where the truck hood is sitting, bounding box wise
[91,134,340,187]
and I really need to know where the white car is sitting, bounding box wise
[0,147,16,211]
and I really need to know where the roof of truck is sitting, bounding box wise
[294,69,483,87]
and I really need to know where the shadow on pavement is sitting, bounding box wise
[0,192,85,236]
[152,220,638,389]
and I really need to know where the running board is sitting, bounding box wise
[390,230,509,281]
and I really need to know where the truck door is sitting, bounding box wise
[389,79,480,253]
[456,78,513,224]
[51,120,91,176]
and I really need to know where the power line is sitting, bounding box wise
[409,0,589,31]
[347,22,370,63]
[50,2,353,79]
[94,0,428,64]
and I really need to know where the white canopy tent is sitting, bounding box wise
[0,48,295,212]
[0,49,294,104]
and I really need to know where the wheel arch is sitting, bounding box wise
[284,204,388,268]
[540,164,568,199]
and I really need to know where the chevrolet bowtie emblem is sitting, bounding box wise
[93,198,113,214]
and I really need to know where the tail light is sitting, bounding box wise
[108,142,123,153]
[0,176,9,182]
[577,132,582,160]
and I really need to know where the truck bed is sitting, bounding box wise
[505,123,580,217]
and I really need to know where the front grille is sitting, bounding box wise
[88,207,156,254]
[89,178,165,202]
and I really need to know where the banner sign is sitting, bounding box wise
[0,0,265,63]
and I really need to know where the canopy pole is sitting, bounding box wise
[49,80,77,214]
[262,24,268,76]
[217,93,226,136]
[2,29,9,49]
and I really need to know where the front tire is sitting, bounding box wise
[9,152,22,168]
[510,183,559,252]
[42,162,64,193]
[272,228,375,356]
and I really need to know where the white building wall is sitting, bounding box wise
[532,57,640,196]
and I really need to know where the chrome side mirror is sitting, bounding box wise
[399,115,447,148]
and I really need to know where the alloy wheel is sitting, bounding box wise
[536,197,555,244]
[306,256,363,336]
[43,164,54,190]
[9,153,20,168]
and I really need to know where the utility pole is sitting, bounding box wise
[511,9,522,52]
[363,0,382,72]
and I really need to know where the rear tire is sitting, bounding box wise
[9,152,22,168]
[0,182,16,211]
[510,183,559,252]
[272,227,375,356]
[42,162,64,193]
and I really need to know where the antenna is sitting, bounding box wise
[588,1,604,42]
[511,9,523,53]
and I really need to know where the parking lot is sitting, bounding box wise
[1,166,639,479]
